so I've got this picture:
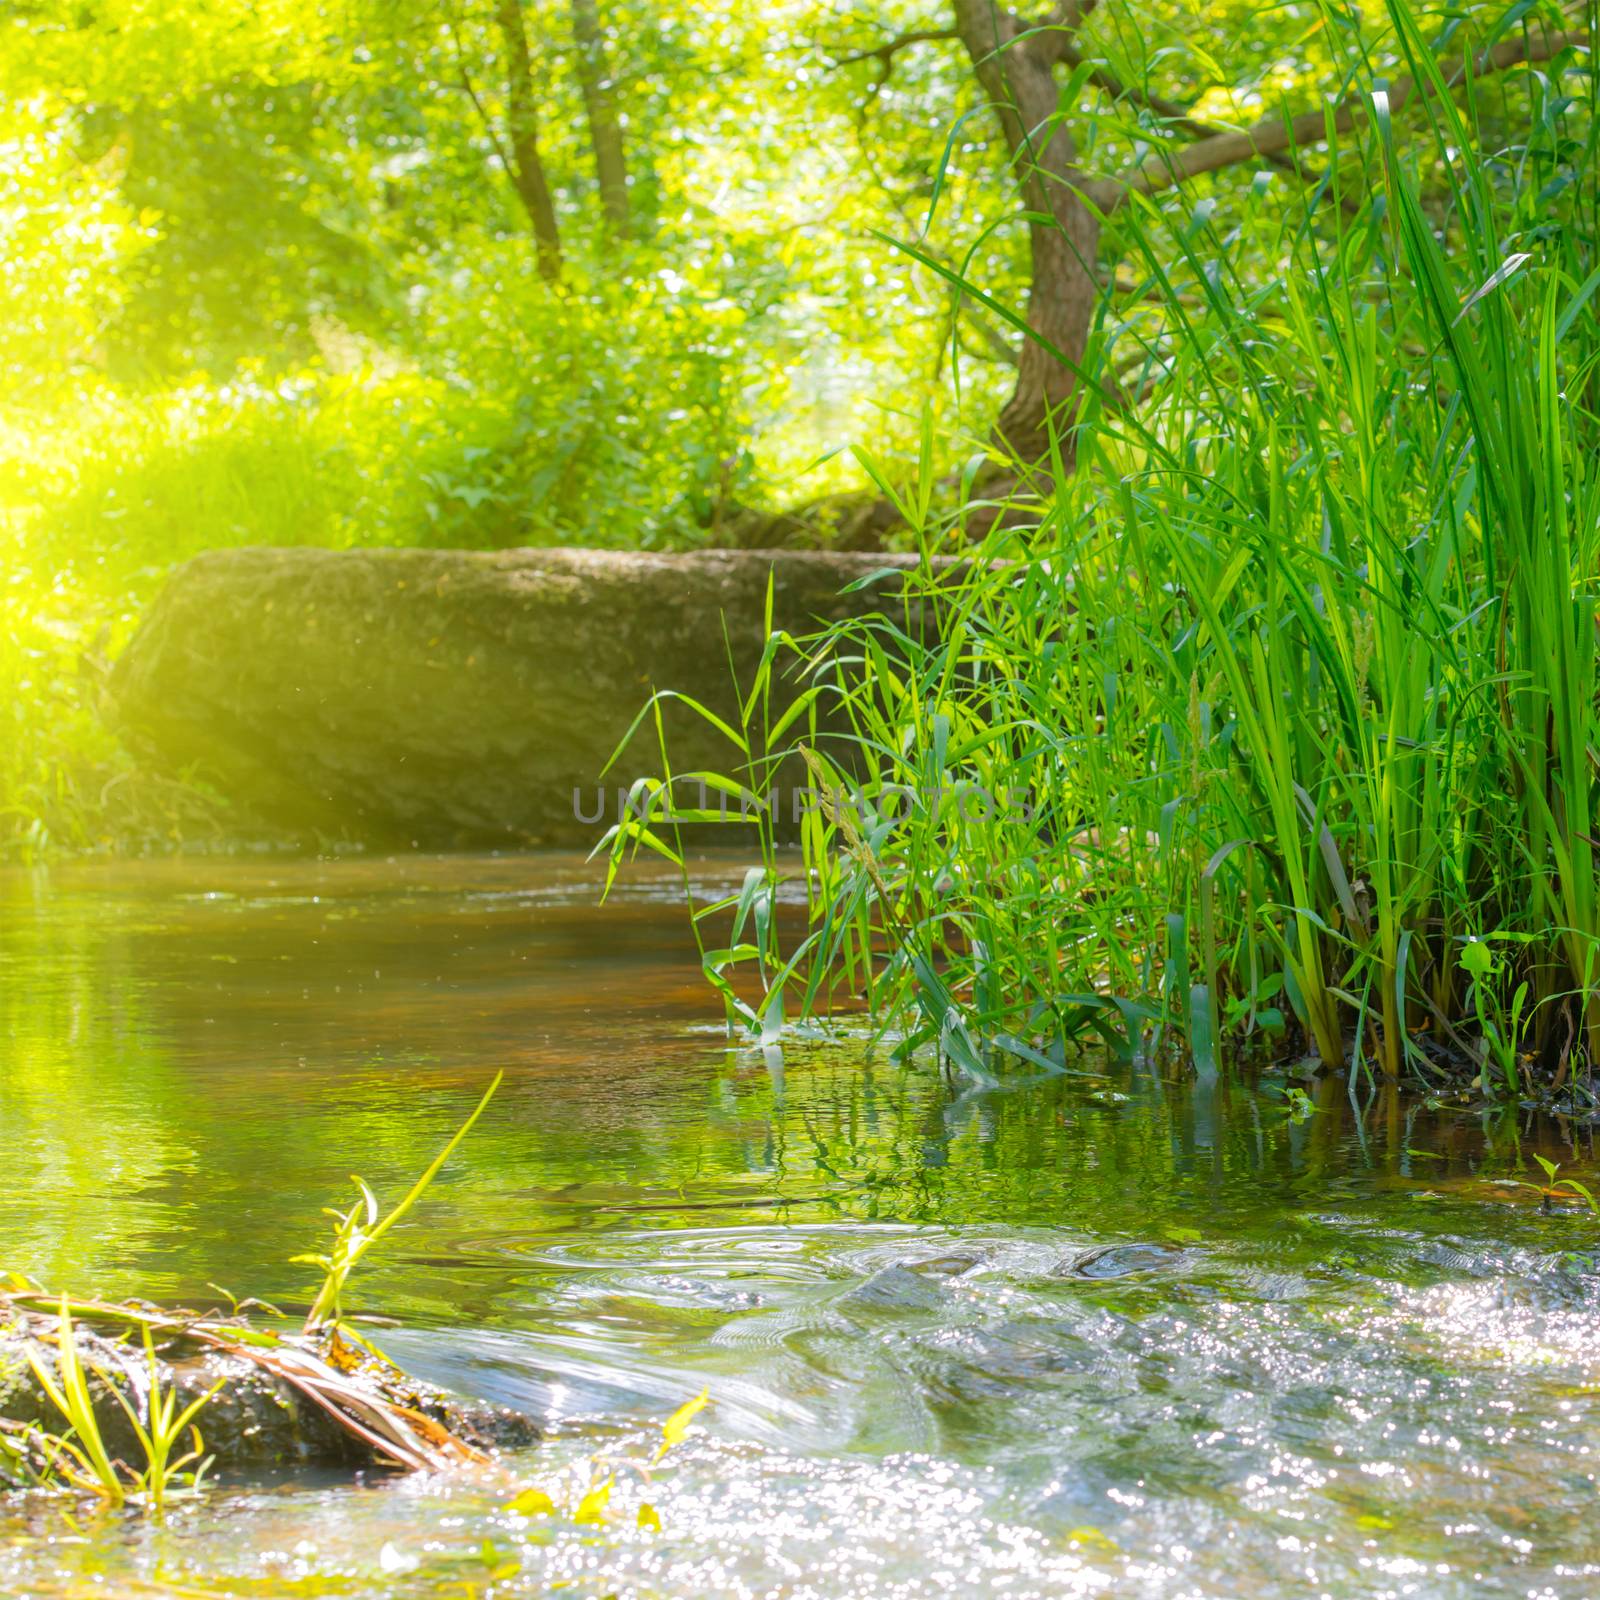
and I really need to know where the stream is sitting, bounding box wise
[3,852,1600,1598]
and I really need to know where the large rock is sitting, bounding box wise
[108,546,939,848]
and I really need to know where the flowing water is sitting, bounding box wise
[4,853,1600,1599]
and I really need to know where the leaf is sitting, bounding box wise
[573,1477,613,1525]
[658,1387,710,1458]
[1188,983,1217,1082]
[637,1502,662,1532]
[1556,263,1600,341]
[1459,939,1494,978]
[505,1487,557,1517]
[869,229,1086,376]
[1452,252,1532,325]
[1066,1526,1119,1555]
[324,1327,364,1374]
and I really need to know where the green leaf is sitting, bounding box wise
[504,1486,557,1517]
[1452,252,1532,325]
[573,1477,613,1525]
[658,1387,709,1458]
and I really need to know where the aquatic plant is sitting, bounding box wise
[2,1073,510,1507]
[3,1282,498,1492]
[504,1387,710,1534]
[24,1296,130,1504]
[107,1321,221,1510]
[17,1295,220,1508]
[297,1069,503,1333]
[605,0,1600,1096]
[1533,1153,1600,1212]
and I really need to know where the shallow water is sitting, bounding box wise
[4,853,1600,1598]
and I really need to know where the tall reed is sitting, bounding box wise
[608,0,1599,1094]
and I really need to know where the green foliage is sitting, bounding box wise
[25,1296,126,1503]
[0,0,958,858]
[2,0,1595,922]
[107,1323,220,1511]
[18,1296,221,1508]
[1533,1152,1599,1209]
[614,2,1600,1093]
[503,1385,710,1536]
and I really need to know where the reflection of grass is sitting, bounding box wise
[9,855,1584,1320]
[0,929,191,1290]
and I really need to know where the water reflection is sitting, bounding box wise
[3,853,1600,1597]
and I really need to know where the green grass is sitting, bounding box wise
[606,1,1600,1096]
[296,1069,502,1334]
[0,371,448,859]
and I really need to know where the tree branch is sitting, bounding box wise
[958,1,1345,209]
[829,27,958,73]
[1059,40,1360,212]
[569,0,631,237]
[445,5,519,204]
[454,70,517,184]
[494,0,564,280]
[1090,27,1589,212]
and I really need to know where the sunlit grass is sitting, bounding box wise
[609,1,1600,1094]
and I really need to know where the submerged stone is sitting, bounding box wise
[1056,1242,1185,1280]
[839,1265,951,1313]
[905,1251,983,1278]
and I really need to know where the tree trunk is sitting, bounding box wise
[568,0,631,236]
[951,0,1100,469]
[495,0,563,281]
[994,207,1100,466]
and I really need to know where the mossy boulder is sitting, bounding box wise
[108,547,938,849]
[0,1301,537,1480]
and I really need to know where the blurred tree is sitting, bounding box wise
[492,0,564,278]
[569,0,632,236]
[0,0,1588,536]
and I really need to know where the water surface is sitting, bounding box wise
[3,853,1599,1598]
